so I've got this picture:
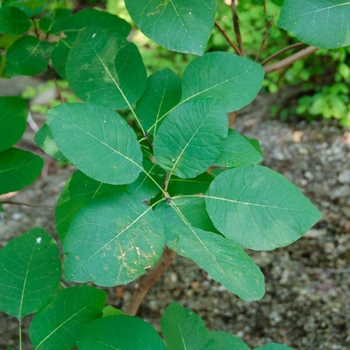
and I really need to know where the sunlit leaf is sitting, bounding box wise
[181,52,264,112]
[64,192,165,286]
[125,0,216,55]
[205,165,322,250]
[154,99,228,179]
[0,228,61,319]
[47,103,143,185]
[66,26,146,110]
[29,286,106,350]
[278,0,350,49]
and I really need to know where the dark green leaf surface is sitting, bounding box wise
[136,69,182,136]
[64,192,165,286]
[39,8,71,34]
[0,96,27,152]
[5,36,53,76]
[0,6,30,34]
[0,228,61,319]
[5,0,46,16]
[0,203,3,212]
[278,0,350,49]
[208,331,250,350]
[205,165,322,250]
[34,123,68,162]
[66,26,146,110]
[181,52,264,112]
[255,344,293,350]
[55,170,126,242]
[154,99,228,179]
[0,148,43,195]
[77,315,167,349]
[156,201,265,301]
[215,129,263,168]
[29,286,106,350]
[51,9,131,78]
[125,0,216,55]
[127,157,165,202]
[167,172,213,196]
[47,103,143,185]
[161,302,211,350]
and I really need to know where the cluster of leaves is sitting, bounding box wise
[0,0,349,349]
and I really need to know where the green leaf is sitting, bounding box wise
[102,305,124,317]
[0,6,30,34]
[136,69,182,136]
[127,157,165,202]
[29,285,106,350]
[34,123,68,162]
[4,0,46,16]
[215,129,263,168]
[278,0,350,49]
[125,0,216,55]
[154,99,228,179]
[66,26,147,110]
[5,36,53,76]
[161,302,212,350]
[0,202,3,212]
[0,148,43,195]
[47,103,143,185]
[208,331,250,350]
[64,192,165,286]
[39,8,71,34]
[0,228,61,319]
[167,172,213,196]
[77,315,167,349]
[0,96,27,152]
[205,165,322,250]
[255,344,293,350]
[156,201,265,301]
[55,170,126,243]
[181,52,264,112]
[51,9,131,79]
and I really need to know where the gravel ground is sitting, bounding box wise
[0,81,350,350]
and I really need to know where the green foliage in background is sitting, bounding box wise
[0,0,349,348]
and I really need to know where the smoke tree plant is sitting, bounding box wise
[0,0,349,349]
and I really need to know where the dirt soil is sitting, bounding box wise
[1,79,350,350]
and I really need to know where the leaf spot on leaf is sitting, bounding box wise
[92,33,96,39]
[36,237,42,244]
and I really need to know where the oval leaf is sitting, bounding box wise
[278,0,350,49]
[154,99,228,179]
[55,170,127,242]
[5,36,53,76]
[0,96,27,152]
[167,172,213,196]
[0,6,31,35]
[47,103,143,185]
[205,165,322,250]
[77,315,167,349]
[181,52,264,112]
[64,192,165,286]
[208,331,250,350]
[29,285,106,350]
[215,129,263,168]
[0,228,61,319]
[66,26,146,110]
[125,0,216,55]
[0,148,44,195]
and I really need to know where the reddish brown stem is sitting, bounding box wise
[255,14,274,62]
[125,247,177,316]
[231,0,245,56]
[47,64,64,103]
[214,21,242,56]
[261,42,306,66]
[264,46,319,75]
[1,201,55,209]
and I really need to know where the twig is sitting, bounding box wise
[231,0,245,56]
[47,64,64,103]
[255,14,275,62]
[214,21,242,56]
[125,247,177,316]
[261,42,306,66]
[1,201,55,209]
[27,111,39,132]
[264,46,319,75]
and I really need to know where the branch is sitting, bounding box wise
[125,247,177,316]
[261,42,306,66]
[255,14,274,62]
[214,21,242,56]
[1,201,55,209]
[264,46,319,75]
[231,0,245,56]
[47,64,64,103]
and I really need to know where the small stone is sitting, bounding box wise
[341,207,350,218]
[304,229,326,238]
[338,169,350,184]
[298,147,309,155]
[324,242,335,254]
